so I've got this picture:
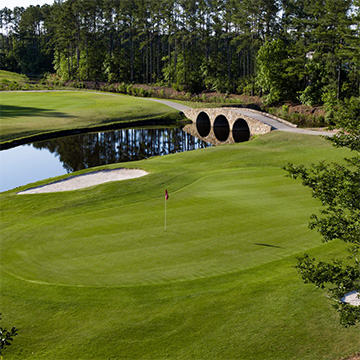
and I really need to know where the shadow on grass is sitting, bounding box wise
[0,105,73,119]
[254,243,283,248]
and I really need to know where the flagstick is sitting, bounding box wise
[165,195,167,232]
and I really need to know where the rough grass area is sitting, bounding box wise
[1,132,359,359]
[0,91,179,145]
[0,70,29,83]
[0,70,37,91]
[266,103,327,128]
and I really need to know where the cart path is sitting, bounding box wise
[146,98,334,136]
[10,90,333,136]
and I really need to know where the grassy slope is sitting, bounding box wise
[0,70,29,83]
[1,131,359,359]
[0,91,178,144]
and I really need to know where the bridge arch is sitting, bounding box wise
[232,118,250,143]
[182,108,272,144]
[214,115,230,141]
[196,111,211,137]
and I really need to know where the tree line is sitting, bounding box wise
[1,0,359,104]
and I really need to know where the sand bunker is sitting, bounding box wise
[341,291,360,306]
[17,169,148,194]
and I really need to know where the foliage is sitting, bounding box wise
[0,315,18,356]
[329,97,360,151]
[4,0,358,100]
[256,39,287,104]
[0,70,39,90]
[321,90,338,124]
[285,96,360,326]
[256,39,306,104]
[266,105,327,128]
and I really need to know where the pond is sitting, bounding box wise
[0,126,212,192]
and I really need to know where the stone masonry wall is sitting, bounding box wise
[182,108,272,136]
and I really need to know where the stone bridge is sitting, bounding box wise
[182,107,272,144]
[147,99,332,143]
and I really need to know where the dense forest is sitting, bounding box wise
[1,0,359,104]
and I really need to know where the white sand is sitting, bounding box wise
[17,169,148,194]
[341,291,360,306]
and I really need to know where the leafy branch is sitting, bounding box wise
[0,314,18,356]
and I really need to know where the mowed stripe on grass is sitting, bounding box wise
[0,165,329,286]
[1,131,359,360]
[0,91,178,143]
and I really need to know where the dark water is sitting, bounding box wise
[0,127,211,192]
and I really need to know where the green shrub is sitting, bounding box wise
[132,87,141,96]
[298,85,322,106]
[139,87,147,97]
[75,81,85,89]
[126,84,133,95]
[267,107,276,115]
[116,83,127,94]
[172,83,183,92]
[0,314,18,356]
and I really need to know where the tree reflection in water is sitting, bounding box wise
[32,127,211,173]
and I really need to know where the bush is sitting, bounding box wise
[0,314,18,356]
[126,84,133,95]
[44,73,65,87]
[75,81,85,89]
[298,85,322,106]
[116,83,127,94]
[172,83,182,92]
[139,87,148,97]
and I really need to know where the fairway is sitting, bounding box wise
[0,91,179,144]
[1,131,359,359]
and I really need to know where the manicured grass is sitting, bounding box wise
[0,91,179,144]
[1,131,359,359]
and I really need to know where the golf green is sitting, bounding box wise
[2,167,320,287]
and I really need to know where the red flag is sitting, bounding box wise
[165,189,169,200]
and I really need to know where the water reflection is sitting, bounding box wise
[183,122,250,145]
[196,112,211,137]
[31,127,211,173]
[0,127,211,192]
[213,115,230,142]
[1,121,254,192]
[233,119,251,143]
